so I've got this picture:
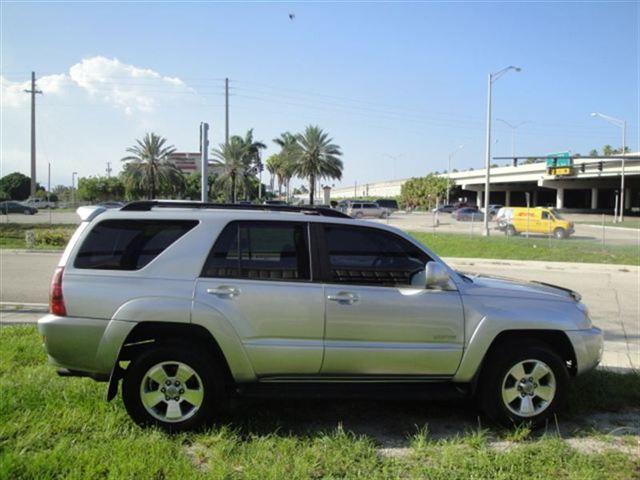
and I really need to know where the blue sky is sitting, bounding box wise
[1,1,638,188]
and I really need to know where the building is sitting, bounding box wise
[330,154,640,212]
[168,152,225,176]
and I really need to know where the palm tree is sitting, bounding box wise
[212,136,247,203]
[293,126,343,205]
[237,129,266,200]
[121,133,184,199]
[265,154,283,195]
[273,132,300,200]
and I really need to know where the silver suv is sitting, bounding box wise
[346,201,389,219]
[38,201,602,431]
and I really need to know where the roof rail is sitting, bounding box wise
[120,200,352,219]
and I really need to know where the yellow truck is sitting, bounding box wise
[496,207,575,239]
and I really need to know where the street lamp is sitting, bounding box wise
[71,172,78,206]
[383,154,403,180]
[447,145,464,204]
[496,119,529,160]
[590,112,627,222]
[483,65,522,236]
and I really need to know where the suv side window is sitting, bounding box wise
[74,219,198,270]
[322,225,430,286]
[201,221,311,281]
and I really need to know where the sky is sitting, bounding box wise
[1,1,639,190]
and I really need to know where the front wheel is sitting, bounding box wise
[122,343,225,432]
[505,225,517,236]
[478,341,569,427]
[553,228,566,240]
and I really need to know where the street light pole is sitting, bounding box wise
[496,119,529,159]
[72,172,78,207]
[483,66,521,236]
[590,112,627,222]
[447,145,464,204]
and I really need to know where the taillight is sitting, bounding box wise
[49,267,67,316]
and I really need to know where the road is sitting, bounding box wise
[2,251,637,370]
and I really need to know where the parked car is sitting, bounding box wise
[38,201,602,431]
[346,201,389,218]
[486,204,503,217]
[0,201,38,215]
[433,204,456,213]
[496,207,575,239]
[24,197,56,209]
[452,207,484,222]
[263,200,288,206]
[375,199,399,212]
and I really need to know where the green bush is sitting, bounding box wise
[34,229,71,247]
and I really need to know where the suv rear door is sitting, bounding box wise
[317,224,464,376]
[195,220,325,376]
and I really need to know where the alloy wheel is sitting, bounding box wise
[501,359,556,418]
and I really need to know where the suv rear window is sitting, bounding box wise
[74,219,197,270]
[201,221,310,281]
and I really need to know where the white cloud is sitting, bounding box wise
[2,56,196,115]
[68,56,195,115]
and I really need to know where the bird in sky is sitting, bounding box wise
[289,13,295,21]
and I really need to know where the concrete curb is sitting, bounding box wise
[0,249,62,254]
[443,257,640,272]
[580,224,640,233]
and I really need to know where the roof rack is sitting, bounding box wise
[120,200,352,219]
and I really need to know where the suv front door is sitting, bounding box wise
[195,221,324,377]
[318,224,464,377]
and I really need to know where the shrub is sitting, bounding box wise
[33,229,72,247]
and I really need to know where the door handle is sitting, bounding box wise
[327,292,359,304]
[207,286,240,298]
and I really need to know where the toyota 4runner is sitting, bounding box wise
[38,201,603,431]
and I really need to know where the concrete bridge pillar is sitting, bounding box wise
[476,191,483,208]
[556,188,564,209]
[624,188,631,209]
[532,190,538,206]
[505,191,511,206]
[591,188,598,210]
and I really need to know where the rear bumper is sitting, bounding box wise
[566,327,603,375]
[37,314,135,375]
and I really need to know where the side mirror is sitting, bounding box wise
[425,261,451,290]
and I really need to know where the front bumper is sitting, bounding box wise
[38,314,135,375]
[566,327,603,375]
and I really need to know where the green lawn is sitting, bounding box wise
[575,219,640,229]
[0,223,74,249]
[1,326,638,479]
[411,232,640,266]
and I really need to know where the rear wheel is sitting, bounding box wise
[354,211,364,219]
[553,227,566,239]
[478,340,569,427]
[122,343,225,432]
[505,225,517,236]
[23,209,32,215]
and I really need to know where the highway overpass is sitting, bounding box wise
[330,154,640,212]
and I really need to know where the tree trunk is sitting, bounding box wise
[309,174,315,205]
[231,173,236,203]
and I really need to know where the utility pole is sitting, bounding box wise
[71,172,78,206]
[24,71,42,197]
[200,123,210,202]
[225,78,229,146]
[106,162,112,178]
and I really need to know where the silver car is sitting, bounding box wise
[38,201,602,431]
[347,202,389,219]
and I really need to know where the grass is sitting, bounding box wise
[1,325,639,479]
[0,223,74,249]
[575,219,640,229]
[411,231,640,266]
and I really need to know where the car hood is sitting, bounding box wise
[460,272,580,302]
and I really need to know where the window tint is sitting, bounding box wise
[74,220,197,270]
[541,211,550,220]
[323,225,429,286]
[202,222,310,281]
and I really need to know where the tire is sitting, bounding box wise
[478,340,569,428]
[122,342,226,432]
[553,228,566,240]
[23,209,32,215]
[505,225,517,236]
[355,211,364,219]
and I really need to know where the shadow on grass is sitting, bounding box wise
[210,370,640,447]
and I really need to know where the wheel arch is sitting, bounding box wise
[466,329,577,394]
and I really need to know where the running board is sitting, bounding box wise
[235,381,469,400]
